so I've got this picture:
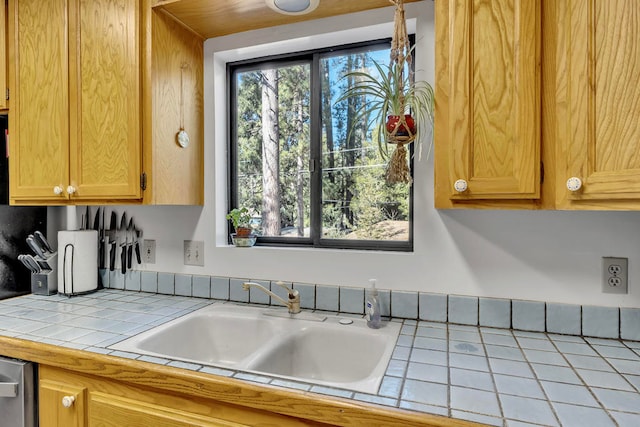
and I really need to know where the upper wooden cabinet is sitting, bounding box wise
[554,0,640,209]
[436,0,640,210]
[142,4,203,205]
[9,0,142,204]
[434,0,541,208]
[0,0,7,111]
[8,0,203,205]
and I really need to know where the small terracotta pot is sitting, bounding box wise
[235,227,252,238]
[386,114,416,136]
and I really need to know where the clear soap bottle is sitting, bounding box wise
[366,279,381,329]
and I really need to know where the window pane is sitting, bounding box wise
[320,49,410,241]
[234,63,311,238]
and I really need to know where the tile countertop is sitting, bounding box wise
[1,290,640,427]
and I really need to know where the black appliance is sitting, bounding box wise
[0,115,47,300]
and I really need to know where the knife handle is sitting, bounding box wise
[127,244,133,268]
[121,246,127,274]
[109,243,116,271]
[98,244,104,269]
[135,242,141,264]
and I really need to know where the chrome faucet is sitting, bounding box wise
[242,281,301,314]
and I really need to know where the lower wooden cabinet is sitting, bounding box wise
[38,365,330,427]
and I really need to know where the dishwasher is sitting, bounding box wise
[0,357,36,427]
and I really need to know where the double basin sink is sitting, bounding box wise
[110,303,401,393]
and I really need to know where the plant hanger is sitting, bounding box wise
[386,0,414,184]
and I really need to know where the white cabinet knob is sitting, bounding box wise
[61,395,75,408]
[566,177,582,192]
[454,179,468,193]
[53,186,64,195]
[66,185,77,195]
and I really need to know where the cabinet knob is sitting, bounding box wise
[566,177,582,192]
[53,186,64,195]
[454,179,468,193]
[66,185,77,195]
[61,395,75,408]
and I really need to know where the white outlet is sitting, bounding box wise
[143,240,156,264]
[602,257,628,294]
[184,240,204,266]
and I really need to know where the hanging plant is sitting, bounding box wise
[335,0,434,184]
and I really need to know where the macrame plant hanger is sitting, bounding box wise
[386,0,414,184]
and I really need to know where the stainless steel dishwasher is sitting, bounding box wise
[0,357,36,427]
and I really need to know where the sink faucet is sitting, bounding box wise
[242,281,301,314]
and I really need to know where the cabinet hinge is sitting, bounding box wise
[540,161,544,184]
[5,88,8,101]
[140,172,147,190]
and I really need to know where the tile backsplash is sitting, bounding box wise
[100,270,640,341]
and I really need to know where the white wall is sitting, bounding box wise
[67,2,640,308]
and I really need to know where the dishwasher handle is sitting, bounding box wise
[0,381,18,397]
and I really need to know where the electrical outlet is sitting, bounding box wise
[143,239,156,264]
[602,257,628,294]
[184,240,204,266]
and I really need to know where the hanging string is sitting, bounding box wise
[385,0,413,184]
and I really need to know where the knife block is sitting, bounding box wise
[31,253,58,296]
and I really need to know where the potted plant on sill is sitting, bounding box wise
[226,207,256,247]
[335,0,434,184]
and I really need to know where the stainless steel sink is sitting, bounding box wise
[110,303,401,393]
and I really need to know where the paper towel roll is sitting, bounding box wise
[58,230,98,295]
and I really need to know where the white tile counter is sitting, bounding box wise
[0,290,639,427]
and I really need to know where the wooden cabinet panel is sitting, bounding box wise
[39,379,86,427]
[143,5,203,205]
[90,392,244,427]
[9,0,70,200]
[8,0,141,204]
[39,365,333,427]
[435,0,541,207]
[71,0,141,200]
[0,0,7,111]
[557,0,640,206]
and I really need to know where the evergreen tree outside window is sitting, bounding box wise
[229,40,413,251]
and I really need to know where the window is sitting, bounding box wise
[229,40,413,251]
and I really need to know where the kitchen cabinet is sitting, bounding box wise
[142,4,203,205]
[434,0,541,209]
[435,0,640,210]
[553,0,640,209]
[39,377,86,427]
[8,0,203,205]
[8,0,142,204]
[39,365,331,427]
[0,0,7,112]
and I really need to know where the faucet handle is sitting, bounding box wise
[274,280,297,297]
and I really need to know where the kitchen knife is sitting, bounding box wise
[26,235,48,259]
[18,255,37,273]
[34,231,54,254]
[120,212,127,274]
[93,207,104,268]
[23,254,44,273]
[134,222,142,264]
[84,206,90,230]
[127,217,134,268]
[109,211,118,271]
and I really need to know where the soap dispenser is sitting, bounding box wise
[366,279,381,329]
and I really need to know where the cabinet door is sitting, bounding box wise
[69,0,141,200]
[89,392,245,427]
[9,0,71,202]
[39,379,86,427]
[0,0,8,111]
[558,0,640,206]
[435,0,541,206]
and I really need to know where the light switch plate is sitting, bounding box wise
[184,240,204,266]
